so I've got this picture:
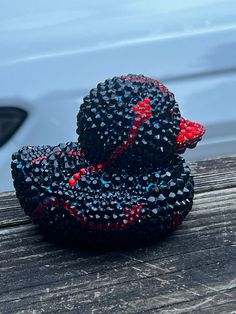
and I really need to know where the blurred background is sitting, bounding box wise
[0,0,236,192]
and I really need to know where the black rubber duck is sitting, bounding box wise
[11,74,205,247]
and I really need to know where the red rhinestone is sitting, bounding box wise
[73,173,81,180]
[192,129,199,135]
[69,179,77,187]
[130,128,137,136]
[80,168,87,175]
[90,166,96,172]
[177,135,185,143]
[97,164,103,169]
[145,112,152,118]
[128,217,134,223]
[68,206,76,216]
[186,132,194,140]
[144,98,151,104]
[145,105,152,111]
[124,208,130,215]
[133,214,139,221]
[173,212,182,226]
[139,101,145,107]
[161,85,167,93]
[136,208,142,215]
[134,120,141,128]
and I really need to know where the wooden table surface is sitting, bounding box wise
[0,156,236,314]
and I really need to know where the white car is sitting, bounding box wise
[1,0,236,191]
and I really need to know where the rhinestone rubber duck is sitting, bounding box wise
[12,74,205,246]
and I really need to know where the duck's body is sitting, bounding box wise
[12,74,204,246]
[12,142,193,245]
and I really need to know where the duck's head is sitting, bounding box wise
[77,74,205,169]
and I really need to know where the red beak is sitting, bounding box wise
[176,117,205,154]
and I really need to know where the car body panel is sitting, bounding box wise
[0,0,236,191]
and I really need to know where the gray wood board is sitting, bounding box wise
[0,156,236,313]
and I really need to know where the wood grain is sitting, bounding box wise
[0,156,236,314]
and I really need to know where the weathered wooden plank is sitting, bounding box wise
[0,253,235,313]
[190,155,236,193]
[0,155,236,314]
